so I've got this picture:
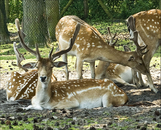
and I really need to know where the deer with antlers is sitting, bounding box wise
[15,18,129,110]
[56,15,158,93]
[95,27,144,88]
[96,46,138,88]
[126,9,160,93]
[6,42,56,101]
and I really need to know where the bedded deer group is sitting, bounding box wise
[6,9,159,110]
[9,18,128,110]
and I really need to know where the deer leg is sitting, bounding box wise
[132,70,141,88]
[112,77,137,88]
[96,61,110,79]
[138,72,148,87]
[102,93,112,107]
[62,54,69,80]
[76,57,83,79]
[146,69,158,93]
[90,62,95,79]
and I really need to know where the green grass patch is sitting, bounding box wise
[0,20,160,74]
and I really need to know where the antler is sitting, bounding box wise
[130,31,148,56]
[127,17,148,56]
[15,18,80,61]
[107,27,118,47]
[15,18,41,60]
[12,42,28,72]
[50,23,80,60]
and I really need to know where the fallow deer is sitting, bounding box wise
[96,46,139,88]
[15,18,128,110]
[56,15,157,93]
[56,16,148,79]
[95,27,141,88]
[6,42,56,101]
[126,9,160,93]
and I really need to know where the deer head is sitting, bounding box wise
[6,42,56,101]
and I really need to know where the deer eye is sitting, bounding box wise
[51,64,54,68]
[139,63,142,65]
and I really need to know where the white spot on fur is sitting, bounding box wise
[107,83,114,91]
[97,46,102,48]
[113,93,124,97]
[104,79,108,82]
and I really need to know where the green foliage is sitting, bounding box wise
[117,0,160,19]
[59,0,159,20]
[60,0,84,18]
[6,0,159,23]
[8,0,23,23]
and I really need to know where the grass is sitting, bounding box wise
[0,20,160,72]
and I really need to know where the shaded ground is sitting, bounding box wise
[0,66,161,130]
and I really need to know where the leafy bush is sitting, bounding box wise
[6,0,160,23]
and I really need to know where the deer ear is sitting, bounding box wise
[22,62,37,69]
[127,16,135,31]
[53,61,67,68]
[123,45,131,52]
[128,55,135,61]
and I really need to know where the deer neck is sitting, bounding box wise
[35,79,52,103]
[100,47,131,66]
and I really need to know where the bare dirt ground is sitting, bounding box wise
[0,66,161,130]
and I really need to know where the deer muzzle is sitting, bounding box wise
[40,76,47,82]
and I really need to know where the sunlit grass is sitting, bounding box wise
[7,23,18,33]
[0,20,160,74]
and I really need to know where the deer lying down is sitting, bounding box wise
[6,42,56,101]
[15,18,128,110]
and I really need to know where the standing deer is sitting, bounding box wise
[6,42,56,101]
[126,9,160,93]
[15,19,128,110]
[56,15,157,93]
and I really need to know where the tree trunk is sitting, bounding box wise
[83,0,89,19]
[97,0,112,18]
[0,0,10,44]
[5,0,9,22]
[45,0,59,41]
[23,0,48,47]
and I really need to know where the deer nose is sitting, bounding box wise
[40,76,46,82]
